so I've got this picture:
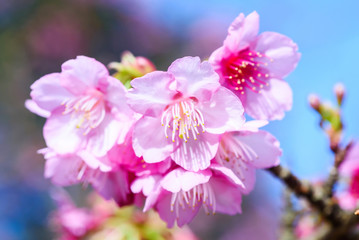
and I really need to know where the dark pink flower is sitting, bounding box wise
[127,56,245,171]
[209,12,300,120]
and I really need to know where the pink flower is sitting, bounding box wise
[41,148,134,206]
[209,12,300,120]
[28,56,135,157]
[215,120,281,193]
[338,143,359,209]
[127,56,245,171]
[50,188,98,239]
[131,164,244,227]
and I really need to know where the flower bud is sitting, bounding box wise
[334,83,345,106]
[308,94,320,111]
[109,51,156,88]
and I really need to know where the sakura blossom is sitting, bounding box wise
[28,56,136,157]
[127,56,245,171]
[209,11,300,120]
[215,120,281,193]
[132,165,244,227]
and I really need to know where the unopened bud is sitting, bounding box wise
[108,51,156,88]
[334,83,345,106]
[308,94,320,111]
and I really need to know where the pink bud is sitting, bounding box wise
[308,94,320,111]
[334,83,345,106]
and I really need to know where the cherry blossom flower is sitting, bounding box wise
[209,11,300,120]
[127,56,245,171]
[131,165,244,227]
[41,148,134,206]
[28,56,135,157]
[338,143,359,209]
[215,120,281,193]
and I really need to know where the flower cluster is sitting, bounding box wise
[27,11,299,227]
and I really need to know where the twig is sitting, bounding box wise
[267,165,346,226]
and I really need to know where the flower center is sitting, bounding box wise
[170,183,216,216]
[63,89,105,135]
[216,134,258,180]
[221,48,272,95]
[161,99,205,143]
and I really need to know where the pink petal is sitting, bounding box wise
[224,11,259,53]
[171,132,219,172]
[201,87,245,134]
[105,76,133,116]
[86,114,124,157]
[340,143,359,175]
[30,73,72,112]
[210,164,245,188]
[127,71,176,117]
[132,116,172,164]
[131,175,162,196]
[61,56,109,95]
[90,170,133,207]
[43,107,84,154]
[44,153,83,186]
[254,32,300,78]
[239,120,268,132]
[235,130,281,168]
[168,57,220,102]
[209,177,242,215]
[156,193,201,228]
[77,151,111,172]
[244,78,292,120]
[25,99,50,118]
[161,168,212,193]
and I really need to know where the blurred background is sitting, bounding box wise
[1,0,359,239]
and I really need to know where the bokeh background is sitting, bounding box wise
[1,0,359,239]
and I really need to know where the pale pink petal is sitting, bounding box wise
[168,57,220,102]
[77,151,111,172]
[244,78,292,120]
[61,56,109,95]
[30,73,72,112]
[235,130,281,168]
[239,120,268,132]
[25,99,50,118]
[132,116,172,163]
[161,168,212,193]
[224,11,259,53]
[201,87,245,134]
[105,76,133,115]
[209,177,242,215]
[156,193,201,228]
[210,164,244,188]
[43,107,84,154]
[238,166,256,194]
[86,114,124,157]
[131,175,162,197]
[337,192,358,210]
[44,154,83,186]
[171,132,219,172]
[255,32,300,78]
[127,71,176,117]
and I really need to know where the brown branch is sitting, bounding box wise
[267,165,346,226]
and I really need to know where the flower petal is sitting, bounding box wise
[235,130,281,168]
[61,56,109,95]
[25,99,50,118]
[255,32,300,78]
[127,71,176,117]
[168,57,220,102]
[161,168,212,193]
[244,78,292,120]
[43,107,84,154]
[30,73,72,113]
[171,132,219,172]
[201,87,245,134]
[132,116,173,164]
[224,11,259,53]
